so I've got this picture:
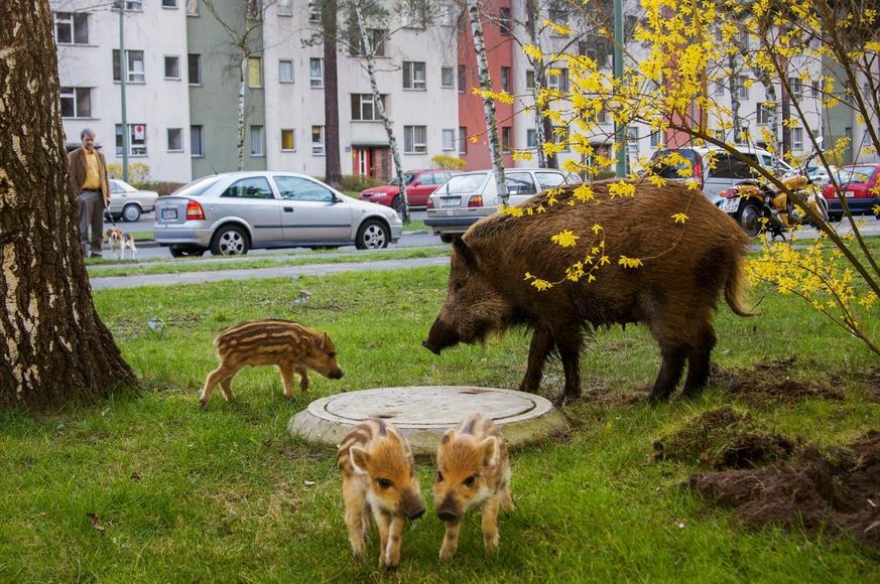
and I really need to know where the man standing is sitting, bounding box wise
[68,128,111,258]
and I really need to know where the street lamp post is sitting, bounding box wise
[118,2,129,183]
[613,0,627,177]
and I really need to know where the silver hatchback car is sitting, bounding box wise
[153,171,403,257]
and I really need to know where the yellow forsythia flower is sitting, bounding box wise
[551,230,580,247]
[672,213,689,223]
[530,278,554,291]
[618,256,644,268]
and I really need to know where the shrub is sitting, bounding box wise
[432,154,466,170]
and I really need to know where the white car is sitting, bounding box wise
[153,171,403,257]
[107,179,159,222]
[690,145,792,205]
[424,168,580,242]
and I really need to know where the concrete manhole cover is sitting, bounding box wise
[288,386,568,456]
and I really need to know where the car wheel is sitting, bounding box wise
[439,234,455,244]
[355,219,389,250]
[210,225,249,256]
[122,204,141,222]
[738,202,763,237]
[170,246,206,258]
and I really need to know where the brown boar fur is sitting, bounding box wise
[338,418,425,569]
[199,319,343,410]
[424,180,753,402]
[434,413,514,560]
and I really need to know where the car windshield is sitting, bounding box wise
[438,172,489,194]
[837,166,875,184]
[170,175,223,197]
[388,172,418,186]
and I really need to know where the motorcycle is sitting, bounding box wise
[719,151,830,239]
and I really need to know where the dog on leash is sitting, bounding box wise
[106,226,137,260]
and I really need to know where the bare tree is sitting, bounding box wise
[0,0,137,410]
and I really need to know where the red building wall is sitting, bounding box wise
[458,1,514,171]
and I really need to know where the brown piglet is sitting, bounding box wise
[199,319,343,410]
[434,413,514,560]
[338,418,425,569]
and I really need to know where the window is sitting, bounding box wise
[811,80,820,98]
[278,0,292,16]
[279,60,294,83]
[248,57,262,88]
[792,127,803,151]
[115,1,143,11]
[736,75,749,100]
[275,175,334,202]
[788,76,803,99]
[113,50,145,83]
[650,131,660,149]
[526,70,535,90]
[310,58,324,87]
[757,102,772,124]
[501,126,512,153]
[250,126,264,156]
[499,7,511,35]
[714,81,724,96]
[548,4,569,34]
[188,54,201,84]
[548,69,569,92]
[552,125,569,152]
[458,65,466,93]
[222,177,273,199]
[500,67,511,93]
[307,0,320,21]
[441,66,454,88]
[458,127,467,153]
[351,94,385,121]
[167,128,183,151]
[626,127,639,155]
[162,0,178,7]
[60,87,91,118]
[442,129,455,151]
[404,125,427,154]
[527,129,537,148]
[191,125,204,157]
[281,129,295,151]
[507,171,537,195]
[186,0,198,16]
[54,12,89,44]
[116,123,147,156]
[311,126,325,155]
[403,61,426,90]
[164,56,180,79]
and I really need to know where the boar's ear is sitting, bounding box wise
[315,332,329,350]
[349,446,371,475]
[452,238,480,272]
[440,428,456,446]
[479,436,499,467]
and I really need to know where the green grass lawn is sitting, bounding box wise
[2,262,879,582]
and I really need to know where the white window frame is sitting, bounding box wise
[310,58,324,88]
[250,125,265,156]
[191,125,204,157]
[279,59,294,83]
[441,66,454,88]
[188,54,201,85]
[307,0,320,22]
[281,129,296,152]
[526,129,537,148]
[248,57,263,88]
[792,127,803,151]
[351,94,384,122]
[442,129,455,151]
[403,61,426,90]
[458,127,467,153]
[54,12,89,45]
[60,87,92,119]
[311,126,325,155]
[736,75,749,100]
[114,49,145,83]
[403,125,427,154]
[167,128,183,152]
[164,55,181,80]
[116,123,147,157]
[162,0,178,8]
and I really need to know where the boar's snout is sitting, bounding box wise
[436,496,460,522]
[328,368,344,380]
[423,318,460,355]
[403,492,425,520]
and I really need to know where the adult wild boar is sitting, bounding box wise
[423,180,752,402]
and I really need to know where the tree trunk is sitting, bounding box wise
[323,0,343,189]
[466,0,506,202]
[0,0,137,410]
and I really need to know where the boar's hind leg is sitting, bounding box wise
[648,344,687,402]
[680,325,717,398]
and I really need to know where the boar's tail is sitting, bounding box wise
[725,264,760,317]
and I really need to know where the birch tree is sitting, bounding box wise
[0,0,137,409]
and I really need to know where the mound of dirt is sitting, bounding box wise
[690,431,880,548]
[654,407,797,469]
[711,358,844,407]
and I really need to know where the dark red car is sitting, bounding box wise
[358,169,459,212]
[822,163,880,221]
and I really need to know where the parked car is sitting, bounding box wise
[821,163,880,221]
[425,168,580,242]
[653,145,791,206]
[107,179,158,222]
[646,148,705,190]
[358,169,459,212]
[153,171,403,256]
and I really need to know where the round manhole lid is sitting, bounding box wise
[289,386,568,455]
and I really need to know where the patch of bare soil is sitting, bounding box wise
[690,431,880,548]
[711,357,844,406]
[653,406,798,469]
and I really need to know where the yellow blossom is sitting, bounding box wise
[672,213,689,224]
[551,230,580,247]
[618,256,643,269]
[530,278,554,291]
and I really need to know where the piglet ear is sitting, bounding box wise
[440,428,456,446]
[452,237,479,272]
[479,437,499,467]
[349,446,370,475]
